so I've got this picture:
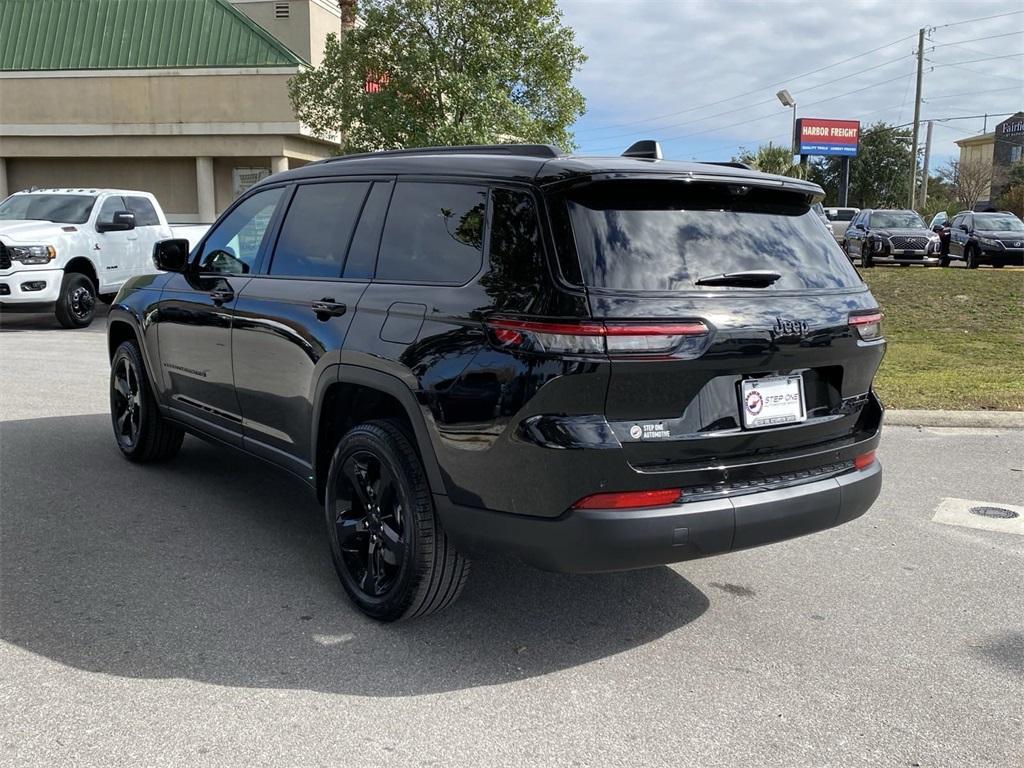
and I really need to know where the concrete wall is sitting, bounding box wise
[0,72,298,126]
[6,157,199,217]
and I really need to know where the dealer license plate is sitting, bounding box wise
[740,376,807,429]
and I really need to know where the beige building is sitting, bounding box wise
[0,0,350,222]
[954,111,1024,209]
[954,132,996,206]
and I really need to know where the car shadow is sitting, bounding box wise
[0,414,709,697]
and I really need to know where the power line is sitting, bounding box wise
[931,9,1024,30]
[928,53,1024,69]
[582,62,916,152]
[924,86,1024,102]
[930,29,1024,48]
[572,32,918,137]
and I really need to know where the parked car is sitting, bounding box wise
[842,208,940,267]
[812,202,831,229]
[824,206,860,241]
[107,143,885,621]
[943,210,1024,268]
[0,189,209,327]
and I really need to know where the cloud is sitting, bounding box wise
[560,0,1024,167]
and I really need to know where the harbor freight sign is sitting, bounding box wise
[797,118,860,157]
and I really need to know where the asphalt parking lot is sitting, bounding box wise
[1,310,1021,768]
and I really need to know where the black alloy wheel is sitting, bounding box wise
[324,420,469,621]
[334,449,406,598]
[112,354,143,450]
[109,341,184,462]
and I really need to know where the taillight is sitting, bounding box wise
[486,318,709,358]
[849,311,883,341]
[854,450,876,470]
[572,488,682,510]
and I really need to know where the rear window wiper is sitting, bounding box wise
[694,270,782,288]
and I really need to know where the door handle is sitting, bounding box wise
[311,298,347,320]
[209,288,234,305]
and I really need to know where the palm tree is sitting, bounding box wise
[734,143,806,178]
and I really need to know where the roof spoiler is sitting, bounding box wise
[622,140,662,160]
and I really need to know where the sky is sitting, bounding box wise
[558,0,1024,169]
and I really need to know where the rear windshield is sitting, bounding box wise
[0,194,97,224]
[555,180,861,292]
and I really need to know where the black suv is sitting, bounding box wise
[943,210,1024,268]
[842,209,940,267]
[107,144,885,621]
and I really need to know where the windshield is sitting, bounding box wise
[870,211,925,229]
[556,180,862,292]
[0,194,97,225]
[973,213,1024,232]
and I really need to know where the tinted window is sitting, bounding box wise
[125,196,160,226]
[270,182,369,278]
[482,188,543,308]
[376,182,487,283]
[198,187,283,275]
[97,196,127,226]
[0,194,96,224]
[559,180,861,292]
[834,209,856,221]
[344,181,392,279]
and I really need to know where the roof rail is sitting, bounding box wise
[320,144,563,164]
[701,161,753,170]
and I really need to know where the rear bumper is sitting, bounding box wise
[437,460,882,573]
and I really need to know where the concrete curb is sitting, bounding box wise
[886,409,1024,429]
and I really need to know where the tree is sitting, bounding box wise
[939,158,994,212]
[733,143,805,177]
[290,0,587,153]
[997,161,1024,217]
[808,122,911,208]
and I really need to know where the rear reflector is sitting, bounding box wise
[572,488,682,510]
[849,311,883,341]
[486,318,709,358]
[854,450,876,470]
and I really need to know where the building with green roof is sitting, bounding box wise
[0,0,349,220]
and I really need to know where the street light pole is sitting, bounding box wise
[777,90,798,158]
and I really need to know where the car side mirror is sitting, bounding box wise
[958,224,969,231]
[153,239,191,273]
[97,211,136,233]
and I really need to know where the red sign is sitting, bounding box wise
[797,118,860,157]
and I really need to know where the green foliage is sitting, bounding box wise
[1000,161,1024,216]
[733,143,805,177]
[289,0,587,153]
[809,122,911,208]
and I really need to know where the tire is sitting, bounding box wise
[965,246,980,269]
[324,419,469,622]
[55,272,97,328]
[861,243,874,268]
[110,340,184,462]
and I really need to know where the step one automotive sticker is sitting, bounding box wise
[629,422,671,440]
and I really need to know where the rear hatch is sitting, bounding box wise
[548,176,885,477]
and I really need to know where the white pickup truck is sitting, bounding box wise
[0,189,209,327]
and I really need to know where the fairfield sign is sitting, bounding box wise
[797,118,860,157]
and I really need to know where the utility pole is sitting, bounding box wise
[919,120,934,209]
[908,27,926,209]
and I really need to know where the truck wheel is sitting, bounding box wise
[324,420,469,622]
[965,247,980,269]
[55,273,97,328]
[110,340,184,462]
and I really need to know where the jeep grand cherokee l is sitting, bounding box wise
[107,143,884,621]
